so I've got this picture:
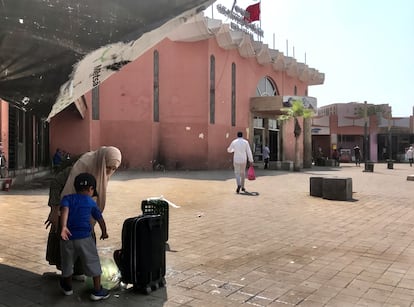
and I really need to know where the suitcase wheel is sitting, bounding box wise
[144,286,152,295]
[119,281,128,289]
[132,284,152,294]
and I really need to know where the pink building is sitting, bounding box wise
[0,101,8,154]
[312,102,414,163]
[48,14,324,170]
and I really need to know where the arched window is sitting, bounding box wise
[256,77,278,97]
[210,55,215,124]
[92,86,99,120]
[231,63,236,126]
[153,50,159,122]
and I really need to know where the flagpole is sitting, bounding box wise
[286,39,288,56]
[259,1,262,42]
[230,0,236,15]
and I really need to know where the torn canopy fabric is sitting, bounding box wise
[0,0,214,117]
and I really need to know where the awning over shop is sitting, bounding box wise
[0,0,214,118]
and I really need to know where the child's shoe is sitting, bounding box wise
[59,279,73,296]
[90,287,110,301]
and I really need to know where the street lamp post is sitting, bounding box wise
[387,110,394,169]
[362,101,374,172]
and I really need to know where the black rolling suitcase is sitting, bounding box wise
[141,199,169,242]
[114,215,166,294]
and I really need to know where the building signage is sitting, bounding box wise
[216,4,264,38]
[283,96,317,111]
[311,127,330,135]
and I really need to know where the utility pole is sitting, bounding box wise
[387,108,394,169]
[364,101,368,163]
[388,111,392,160]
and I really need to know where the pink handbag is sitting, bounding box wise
[247,165,256,180]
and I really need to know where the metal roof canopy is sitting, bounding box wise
[0,0,214,117]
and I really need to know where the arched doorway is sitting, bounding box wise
[253,77,280,163]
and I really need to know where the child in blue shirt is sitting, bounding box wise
[59,172,110,301]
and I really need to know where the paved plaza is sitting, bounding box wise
[1,163,414,306]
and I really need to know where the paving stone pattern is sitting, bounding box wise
[1,164,414,306]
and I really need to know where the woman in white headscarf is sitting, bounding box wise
[59,146,121,212]
[45,146,122,271]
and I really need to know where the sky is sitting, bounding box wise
[206,0,414,117]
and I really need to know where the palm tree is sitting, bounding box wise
[354,103,392,161]
[279,100,314,171]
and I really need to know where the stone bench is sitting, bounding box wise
[310,177,353,201]
[0,178,12,191]
[268,161,280,170]
[268,161,293,171]
[364,161,374,172]
[310,177,323,197]
[281,161,293,171]
[325,159,336,167]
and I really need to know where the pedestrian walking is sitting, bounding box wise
[353,145,361,166]
[407,146,414,167]
[227,131,254,194]
[332,149,340,166]
[263,144,270,169]
[0,149,7,178]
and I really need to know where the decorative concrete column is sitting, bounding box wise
[303,117,312,168]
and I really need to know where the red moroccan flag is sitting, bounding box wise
[245,2,260,23]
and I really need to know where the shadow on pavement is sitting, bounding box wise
[3,166,350,197]
[0,264,168,306]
